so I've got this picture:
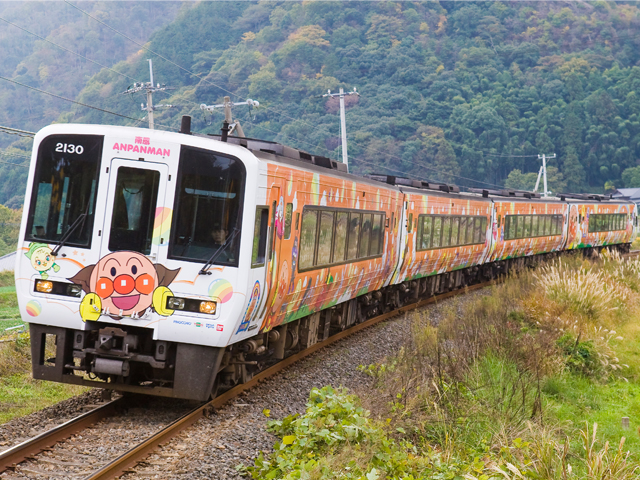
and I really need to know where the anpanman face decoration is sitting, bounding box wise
[69,251,180,321]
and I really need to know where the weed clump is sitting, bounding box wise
[244,252,640,478]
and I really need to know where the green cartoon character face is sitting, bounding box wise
[25,243,60,279]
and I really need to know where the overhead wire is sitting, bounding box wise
[60,0,520,187]
[0,125,35,138]
[0,16,140,83]
[0,75,178,132]
[243,118,505,189]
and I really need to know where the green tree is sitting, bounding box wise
[505,169,538,191]
[621,166,640,188]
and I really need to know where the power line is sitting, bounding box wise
[0,125,35,138]
[244,119,505,189]
[0,159,28,168]
[63,0,506,187]
[0,75,177,132]
[0,16,139,83]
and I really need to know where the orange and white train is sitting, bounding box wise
[15,121,637,400]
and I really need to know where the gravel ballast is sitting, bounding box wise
[0,290,485,480]
[120,291,485,480]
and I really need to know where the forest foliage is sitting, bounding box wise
[5,2,640,207]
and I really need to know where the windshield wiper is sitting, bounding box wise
[51,205,89,256]
[199,227,240,275]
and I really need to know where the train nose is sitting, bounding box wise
[114,274,135,295]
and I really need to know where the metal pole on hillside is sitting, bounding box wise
[121,59,174,130]
[200,97,260,140]
[321,87,359,173]
[534,153,556,196]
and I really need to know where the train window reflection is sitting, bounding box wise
[26,134,102,247]
[169,146,245,266]
[108,167,159,254]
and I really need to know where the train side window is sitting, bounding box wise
[556,215,562,235]
[473,217,481,244]
[442,216,451,247]
[432,217,442,248]
[251,207,269,268]
[334,212,348,263]
[347,212,361,260]
[531,215,539,237]
[450,216,459,246]
[370,214,383,255]
[316,211,335,266]
[459,217,467,245]
[267,200,277,262]
[299,210,318,271]
[466,216,475,244]
[516,215,524,238]
[507,216,516,240]
[523,215,531,238]
[408,213,413,233]
[587,214,593,233]
[295,212,300,231]
[284,203,293,240]
[379,214,386,254]
[420,216,433,249]
[359,213,372,258]
[504,215,516,240]
[480,217,488,242]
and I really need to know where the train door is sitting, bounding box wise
[256,185,284,323]
[98,158,169,265]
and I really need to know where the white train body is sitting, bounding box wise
[16,123,636,400]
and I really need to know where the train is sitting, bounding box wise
[15,119,638,401]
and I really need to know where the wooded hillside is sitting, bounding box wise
[4,1,640,205]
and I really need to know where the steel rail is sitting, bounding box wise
[2,248,635,478]
[84,280,493,480]
[0,397,124,473]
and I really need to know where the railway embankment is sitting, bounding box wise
[243,251,640,479]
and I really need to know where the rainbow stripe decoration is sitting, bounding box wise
[26,300,41,317]
[208,279,234,303]
[152,207,172,246]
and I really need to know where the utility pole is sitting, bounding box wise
[534,153,556,197]
[321,87,359,172]
[121,59,174,130]
[200,96,259,140]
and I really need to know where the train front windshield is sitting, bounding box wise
[169,145,245,267]
[25,135,103,247]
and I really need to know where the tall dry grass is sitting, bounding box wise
[364,251,640,478]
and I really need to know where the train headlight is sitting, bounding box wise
[67,284,82,297]
[166,297,185,310]
[35,280,53,293]
[199,301,216,314]
[34,280,82,297]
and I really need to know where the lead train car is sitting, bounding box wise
[16,124,636,401]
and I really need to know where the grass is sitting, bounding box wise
[0,374,87,424]
[0,270,88,423]
[244,251,640,479]
[0,272,24,334]
[0,334,89,423]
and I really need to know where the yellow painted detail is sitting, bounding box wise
[80,293,102,322]
[153,286,175,316]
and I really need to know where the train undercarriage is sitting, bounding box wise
[30,243,630,401]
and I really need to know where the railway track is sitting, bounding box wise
[3,249,638,479]
[0,280,491,479]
